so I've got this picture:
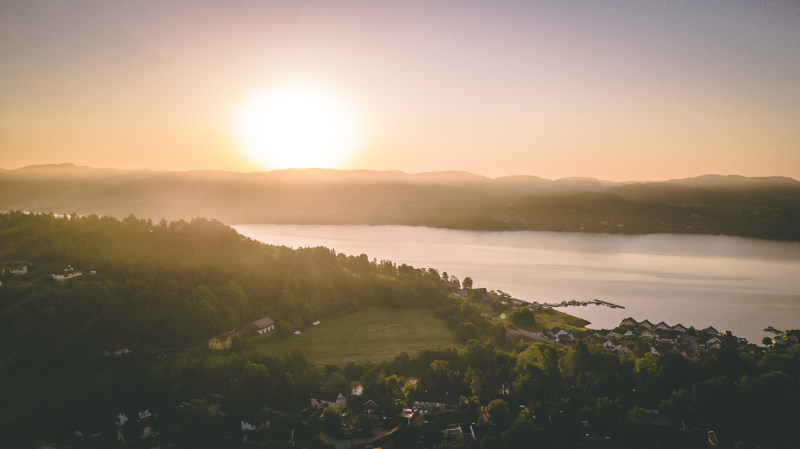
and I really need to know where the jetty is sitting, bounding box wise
[533,298,625,309]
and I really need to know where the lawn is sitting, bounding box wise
[494,306,589,333]
[532,308,590,332]
[242,306,461,365]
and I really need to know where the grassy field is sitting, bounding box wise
[241,306,461,365]
[531,308,590,332]
[492,306,590,334]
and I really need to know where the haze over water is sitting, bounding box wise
[235,224,800,344]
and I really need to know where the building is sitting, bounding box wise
[412,392,460,410]
[620,317,638,327]
[311,392,347,409]
[247,316,275,335]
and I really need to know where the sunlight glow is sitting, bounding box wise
[236,85,359,170]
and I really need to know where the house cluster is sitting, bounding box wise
[543,317,736,358]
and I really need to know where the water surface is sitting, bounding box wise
[234,224,800,343]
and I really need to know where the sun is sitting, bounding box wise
[236,85,359,170]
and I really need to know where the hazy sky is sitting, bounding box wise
[2,0,799,181]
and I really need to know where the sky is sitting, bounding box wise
[2,0,799,181]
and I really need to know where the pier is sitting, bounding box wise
[532,298,625,309]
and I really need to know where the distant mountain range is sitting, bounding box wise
[2,164,799,240]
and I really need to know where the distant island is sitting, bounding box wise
[2,163,799,241]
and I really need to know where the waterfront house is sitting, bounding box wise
[606,331,623,341]
[620,317,638,327]
[247,316,275,335]
[554,328,568,336]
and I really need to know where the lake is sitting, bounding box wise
[234,224,800,344]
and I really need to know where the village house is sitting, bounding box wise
[703,326,720,335]
[623,330,635,337]
[247,316,275,335]
[52,265,83,281]
[672,324,687,333]
[241,419,270,431]
[620,317,638,327]
[641,330,655,340]
[656,321,671,331]
[9,265,27,275]
[650,346,660,356]
[616,345,632,356]
[640,319,654,330]
[606,331,623,341]
[412,392,460,410]
[310,392,347,410]
[603,340,617,351]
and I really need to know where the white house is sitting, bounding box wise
[672,324,687,333]
[603,341,617,351]
[312,320,320,326]
[623,330,634,337]
[9,266,27,275]
[310,392,347,409]
[650,346,660,356]
[616,345,632,356]
[242,419,270,431]
[656,322,670,331]
[138,410,152,420]
[640,319,654,330]
[641,330,655,340]
[115,414,128,427]
[52,271,83,281]
[247,316,275,334]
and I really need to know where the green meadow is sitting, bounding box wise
[242,306,461,365]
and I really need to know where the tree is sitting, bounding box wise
[456,322,479,343]
[487,399,512,429]
[509,307,535,326]
[321,405,343,436]
[462,276,473,290]
[762,337,773,346]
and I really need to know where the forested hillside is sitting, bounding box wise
[0,212,465,444]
